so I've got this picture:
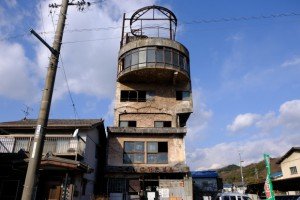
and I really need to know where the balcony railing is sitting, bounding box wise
[0,136,85,156]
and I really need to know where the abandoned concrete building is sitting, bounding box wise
[106,5,193,200]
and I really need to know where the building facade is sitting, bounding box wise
[277,147,300,180]
[0,119,106,200]
[106,5,193,200]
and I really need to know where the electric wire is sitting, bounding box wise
[62,36,119,44]
[181,12,300,25]
[1,11,300,42]
[50,8,80,120]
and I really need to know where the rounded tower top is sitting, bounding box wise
[129,5,177,40]
[121,5,178,46]
[118,5,190,85]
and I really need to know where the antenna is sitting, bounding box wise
[72,128,79,137]
[22,105,33,120]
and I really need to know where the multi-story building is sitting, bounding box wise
[0,119,106,200]
[106,5,193,200]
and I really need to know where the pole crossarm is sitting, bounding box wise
[30,29,58,56]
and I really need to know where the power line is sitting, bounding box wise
[59,51,80,120]
[49,2,80,120]
[62,36,119,44]
[1,11,300,42]
[181,12,300,25]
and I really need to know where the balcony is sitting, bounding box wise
[117,42,190,84]
[0,136,85,157]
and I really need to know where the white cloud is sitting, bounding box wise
[187,133,300,170]
[279,100,300,130]
[227,99,300,134]
[5,0,17,7]
[0,41,39,102]
[187,87,213,139]
[281,57,300,68]
[187,99,300,170]
[0,0,157,103]
[35,0,156,101]
[227,113,261,132]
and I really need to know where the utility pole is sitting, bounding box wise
[239,152,245,189]
[254,167,259,180]
[21,1,89,199]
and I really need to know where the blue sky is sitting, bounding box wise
[1,0,300,170]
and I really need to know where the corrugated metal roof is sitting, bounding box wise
[0,119,104,129]
[191,170,219,178]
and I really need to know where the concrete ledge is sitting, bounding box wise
[106,165,189,173]
[119,37,189,57]
[107,127,187,135]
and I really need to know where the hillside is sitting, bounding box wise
[217,157,281,185]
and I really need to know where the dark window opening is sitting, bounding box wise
[119,121,136,127]
[158,142,168,152]
[128,91,137,101]
[138,91,146,102]
[290,166,298,175]
[147,142,168,164]
[82,179,87,195]
[176,91,190,100]
[154,121,171,128]
[120,90,151,102]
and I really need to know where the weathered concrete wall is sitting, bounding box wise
[119,38,189,58]
[120,113,172,127]
[113,82,192,127]
[107,135,186,167]
[158,177,193,200]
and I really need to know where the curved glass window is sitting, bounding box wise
[119,46,189,74]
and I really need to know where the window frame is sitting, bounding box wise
[118,46,189,73]
[290,166,298,175]
[123,141,145,164]
[154,121,172,128]
[119,121,137,127]
[146,141,168,164]
[120,90,153,102]
[176,91,191,101]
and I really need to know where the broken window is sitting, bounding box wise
[119,121,136,127]
[120,90,152,102]
[154,121,171,128]
[176,91,190,100]
[147,142,168,164]
[123,142,145,164]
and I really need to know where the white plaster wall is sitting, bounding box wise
[281,152,300,179]
[79,128,99,200]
